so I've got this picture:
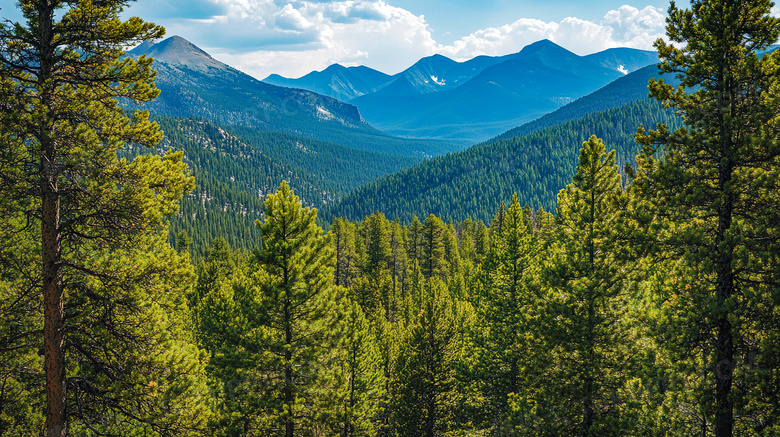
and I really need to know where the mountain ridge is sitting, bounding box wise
[125,35,466,157]
[260,39,658,142]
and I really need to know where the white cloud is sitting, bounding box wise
[437,18,557,60]
[153,2,667,79]
[274,4,313,31]
[438,5,666,61]
[204,0,438,78]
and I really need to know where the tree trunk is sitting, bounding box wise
[714,123,734,437]
[715,204,734,437]
[285,299,294,437]
[42,146,66,436]
[38,1,66,433]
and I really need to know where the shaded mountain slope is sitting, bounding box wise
[123,115,420,257]
[488,64,680,142]
[126,36,465,157]
[324,99,682,224]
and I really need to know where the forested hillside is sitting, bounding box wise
[487,63,678,142]
[3,0,780,436]
[125,36,468,156]
[123,116,420,258]
[326,98,682,223]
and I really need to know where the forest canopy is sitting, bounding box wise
[1,0,779,436]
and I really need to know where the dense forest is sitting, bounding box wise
[122,116,421,258]
[327,99,682,223]
[1,0,780,437]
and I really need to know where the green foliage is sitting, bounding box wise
[467,195,542,434]
[531,136,634,435]
[328,99,681,224]
[0,0,210,434]
[391,281,458,437]
[631,0,780,434]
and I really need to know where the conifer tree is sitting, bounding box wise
[442,222,463,292]
[538,136,632,436]
[361,213,391,275]
[406,216,424,274]
[632,1,780,434]
[330,218,358,287]
[470,194,541,434]
[420,214,446,280]
[387,219,408,315]
[0,1,209,434]
[391,280,457,437]
[253,181,342,436]
[489,202,506,236]
[338,301,386,437]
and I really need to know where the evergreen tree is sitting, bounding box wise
[253,181,343,436]
[442,222,463,294]
[387,219,408,317]
[470,194,541,434]
[632,1,780,434]
[361,213,391,276]
[420,214,446,280]
[337,301,386,437]
[330,218,358,287]
[391,281,457,437]
[489,202,506,236]
[537,136,632,435]
[406,216,424,274]
[0,1,209,434]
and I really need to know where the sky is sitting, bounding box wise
[0,0,721,80]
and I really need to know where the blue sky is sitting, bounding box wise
[1,0,676,78]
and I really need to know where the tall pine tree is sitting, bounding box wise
[0,1,209,434]
[253,181,343,436]
[632,1,780,434]
[538,136,633,436]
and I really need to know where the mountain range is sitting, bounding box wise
[265,39,659,141]
[126,36,465,157]
[324,63,683,223]
[121,35,677,255]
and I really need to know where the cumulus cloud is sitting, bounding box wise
[274,4,313,31]
[438,5,666,61]
[135,1,668,79]
[197,0,438,78]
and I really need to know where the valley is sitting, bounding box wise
[124,35,669,255]
[4,1,780,435]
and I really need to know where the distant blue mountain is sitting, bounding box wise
[351,40,658,141]
[126,36,466,157]
[371,53,511,97]
[265,40,658,142]
[264,64,391,101]
[584,47,659,74]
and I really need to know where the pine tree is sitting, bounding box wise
[406,216,424,275]
[361,213,391,276]
[420,214,446,280]
[0,1,209,434]
[330,217,358,287]
[391,281,457,437]
[632,1,780,434]
[470,194,541,434]
[387,219,408,318]
[253,181,343,436]
[337,301,386,437]
[538,136,632,436]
